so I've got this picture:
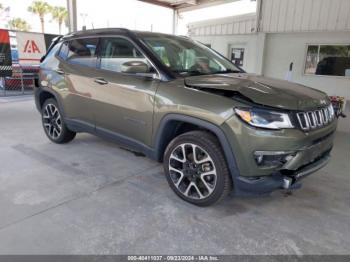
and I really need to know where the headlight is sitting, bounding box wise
[328,103,335,119]
[235,107,294,129]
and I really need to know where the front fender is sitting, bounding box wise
[153,113,241,182]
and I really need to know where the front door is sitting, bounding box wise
[92,36,159,146]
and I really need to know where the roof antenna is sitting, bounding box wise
[91,22,94,29]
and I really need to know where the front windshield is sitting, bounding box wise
[141,35,242,76]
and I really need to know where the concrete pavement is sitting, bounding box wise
[0,96,349,255]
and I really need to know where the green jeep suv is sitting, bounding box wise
[35,28,337,206]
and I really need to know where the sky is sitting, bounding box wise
[0,0,256,35]
[0,0,68,34]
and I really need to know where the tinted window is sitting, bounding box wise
[41,42,61,67]
[99,37,148,73]
[305,45,350,77]
[58,41,69,60]
[66,38,99,68]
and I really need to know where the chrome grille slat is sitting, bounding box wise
[307,112,317,128]
[315,110,323,126]
[296,105,335,131]
[323,108,329,124]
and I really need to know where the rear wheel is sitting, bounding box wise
[41,98,76,144]
[164,131,232,206]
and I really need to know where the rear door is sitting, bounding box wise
[57,37,100,130]
[92,36,160,146]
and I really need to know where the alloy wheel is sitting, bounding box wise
[168,143,217,200]
[42,103,62,140]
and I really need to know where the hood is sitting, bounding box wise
[185,73,329,111]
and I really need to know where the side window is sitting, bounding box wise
[41,42,61,67]
[66,38,99,68]
[58,41,69,60]
[99,37,149,73]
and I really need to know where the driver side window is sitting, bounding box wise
[99,37,148,73]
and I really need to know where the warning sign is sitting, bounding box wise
[16,32,46,65]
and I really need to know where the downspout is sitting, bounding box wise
[256,0,263,33]
[255,0,266,75]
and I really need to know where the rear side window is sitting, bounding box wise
[65,38,99,68]
[41,42,61,67]
[99,37,146,72]
[58,41,69,60]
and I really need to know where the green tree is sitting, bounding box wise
[7,18,31,31]
[50,6,68,34]
[27,1,51,33]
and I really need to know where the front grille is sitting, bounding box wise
[296,104,335,131]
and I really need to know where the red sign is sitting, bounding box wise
[23,40,42,54]
[0,29,12,76]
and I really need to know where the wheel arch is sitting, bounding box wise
[35,88,66,117]
[153,114,241,180]
[38,91,55,108]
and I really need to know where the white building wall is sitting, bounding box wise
[188,13,257,37]
[263,31,350,98]
[260,0,350,33]
[193,33,265,74]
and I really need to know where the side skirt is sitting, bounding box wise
[65,118,156,160]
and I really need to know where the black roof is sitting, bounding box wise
[61,28,182,40]
[62,28,130,40]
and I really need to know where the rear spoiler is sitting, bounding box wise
[40,35,63,63]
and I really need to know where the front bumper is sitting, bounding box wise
[234,150,331,195]
[222,114,337,195]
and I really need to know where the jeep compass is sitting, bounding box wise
[35,28,337,206]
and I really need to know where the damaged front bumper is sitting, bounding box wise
[234,150,331,196]
[222,114,337,196]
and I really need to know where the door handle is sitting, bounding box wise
[94,78,108,85]
[55,69,65,75]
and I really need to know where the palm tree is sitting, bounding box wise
[50,6,68,34]
[7,18,31,31]
[27,1,51,33]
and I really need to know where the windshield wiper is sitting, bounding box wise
[212,69,242,74]
[174,70,209,76]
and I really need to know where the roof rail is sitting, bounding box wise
[63,28,132,38]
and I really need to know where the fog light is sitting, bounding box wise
[254,151,296,168]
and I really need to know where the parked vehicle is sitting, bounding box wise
[35,29,337,206]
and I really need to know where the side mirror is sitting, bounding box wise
[121,61,149,74]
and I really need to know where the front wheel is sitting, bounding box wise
[41,98,76,144]
[163,131,232,206]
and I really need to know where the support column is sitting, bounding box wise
[172,9,178,35]
[255,32,266,75]
[67,0,77,32]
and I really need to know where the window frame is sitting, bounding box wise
[303,43,350,79]
[95,35,161,80]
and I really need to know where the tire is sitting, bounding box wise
[41,98,76,144]
[164,130,232,206]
